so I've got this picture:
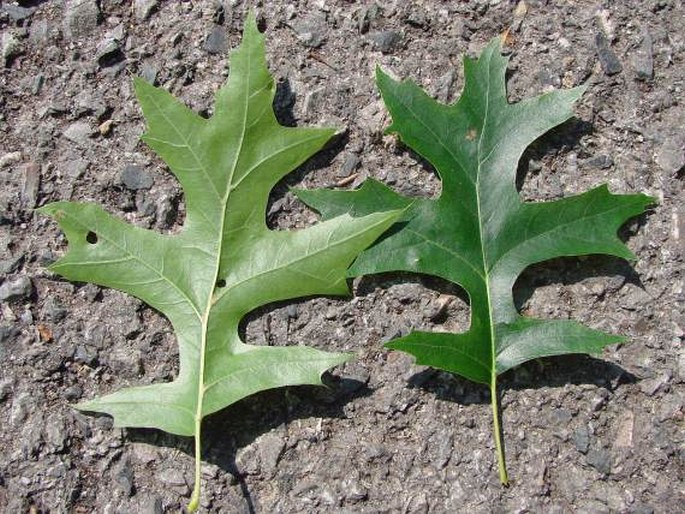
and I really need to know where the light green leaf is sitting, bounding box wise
[40,14,400,511]
[298,38,654,484]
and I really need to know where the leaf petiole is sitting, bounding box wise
[490,377,508,486]
[187,428,202,512]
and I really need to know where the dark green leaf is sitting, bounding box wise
[298,38,654,484]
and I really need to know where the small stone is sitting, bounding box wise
[0,325,19,345]
[75,91,109,119]
[96,37,123,67]
[586,447,612,474]
[619,284,651,311]
[63,122,94,148]
[29,19,50,45]
[41,296,68,322]
[120,165,153,191]
[21,162,40,209]
[639,374,669,396]
[431,429,453,469]
[656,136,685,174]
[631,504,655,514]
[256,430,286,477]
[98,119,114,136]
[114,458,134,497]
[537,68,561,89]
[595,32,622,75]
[44,414,68,452]
[434,69,456,103]
[370,31,402,54]
[632,28,654,81]
[0,276,33,301]
[134,0,158,21]
[138,496,163,514]
[357,4,379,34]
[573,427,590,454]
[102,346,143,376]
[285,304,298,319]
[235,443,260,475]
[10,391,32,425]
[0,255,23,275]
[64,384,83,401]
[140,62,158,85]
[64,0,100,39]
[36,248,57,267]
[135,192,156,217]
[0,379,12,403]
[155,194,178,229]
[613,410,634,448]
[32,73,45,95]
[130,443,159,465]
[581,154,614,169]
[204,26,227,55]
[342,479,368,503]
[0,151,22,168]
[677,351,685,383]
[590,391,609,411]
[338,153,360,177]
[391,283,423,303]
[159,468,189,494]
[73,345,98,365]
[20,309,33,324]
[511,1,528,31]
[2,32,22,67]
[303,87,326,116]
[2,4,35,22]
[423,294,453,321]
[363,442,388,462]
[294,17,327,48]
[319,487,337,507]
[550,408,573,425]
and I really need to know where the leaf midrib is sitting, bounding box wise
[195,35,256,435]
[474,49,497,379]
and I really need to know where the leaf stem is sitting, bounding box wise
[490,377,509,485]
[187,427,202,512]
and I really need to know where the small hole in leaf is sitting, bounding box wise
[86,231,98,244]
[216,279,226,288]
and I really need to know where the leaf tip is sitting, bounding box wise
[72,399,97,413]
[133,74,156,98]
[335,351,356,366]
[643,192,659,207]
[374,64,387,81]
[35,204,50,216]
[383,339,401,351]
[37,202,66,222]
[243,8,263,41]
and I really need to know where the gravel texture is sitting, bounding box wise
[1,1,683,513]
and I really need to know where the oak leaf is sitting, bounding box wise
[40,15,400,510]
[298,38,654,484]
